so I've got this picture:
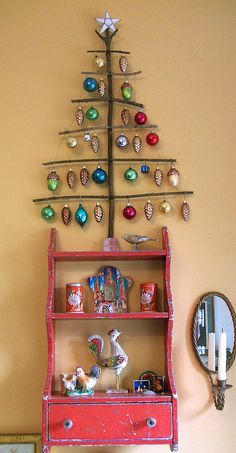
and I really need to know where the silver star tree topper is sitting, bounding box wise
[96,11,120,34]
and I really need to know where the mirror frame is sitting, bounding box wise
[192,291,236,374]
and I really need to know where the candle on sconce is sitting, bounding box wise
[208,332,215,371]
[218,330,227,381]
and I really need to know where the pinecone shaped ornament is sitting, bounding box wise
[94,202,103,223]
[154,166,164,187]
[119,55,128,73]
[144,200,154,221]
[132,134,142,153]
[61,205,71,225]
[167,164,180,187]
[91,134,100,153]
[181,201,190,221]
[66,169,76,189]
[75,106,85,126]
[98,79,106,97]
[80,166,89,186]
[121,108,131,126]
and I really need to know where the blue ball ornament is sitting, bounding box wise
[83,77,97,92]
[141,164,150,174]
[92,167,108,184]
[75,203,88,227]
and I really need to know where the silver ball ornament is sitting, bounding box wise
[115,133,129,148]
[93,55,106,70]
[84,131,91,142]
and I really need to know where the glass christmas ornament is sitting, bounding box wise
[121,108,131,126]
[146,132,159,146]
[141,164,150,173]
[115,133,129,148]
[47,169,60,191]
[91,134,101,153]
[75,203,88,227]
[167,164,180,187]
[67,136,78,148]
[66,169,76,189]
[86,107,99,121]
[80,166,89,186]
[124,167,138,181]
[41,205,55,220]
[83,77,98,92]
[123,203,136,219]
[93,55,105,70]
[181,200,190,221]
[134,110,147,125]
[119,55,128,73]
[83,131,91,142]
[98,79,106,96]
[159,200,172,214]
[92,166,108,184]
[154,166,163,187]
[121,81,133,100]
[144,199,154,221]
[132,134,142,153]
[94,202,104,223]
[75,106,85,126]
[61,205,71,225]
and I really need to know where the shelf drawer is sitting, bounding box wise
[49,402,172,442]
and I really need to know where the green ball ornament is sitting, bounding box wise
[124,167,138,182]
[41,205,55,220]
[86,107,99,121]
[75,203,88,227]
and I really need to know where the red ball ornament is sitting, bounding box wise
[123,203,137,219]
[146,132,159,146]
[134,110,147,125]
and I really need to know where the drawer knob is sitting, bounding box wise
[147,417,157,428]
[63,419,73,430]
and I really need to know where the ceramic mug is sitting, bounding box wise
[140,282,158,311]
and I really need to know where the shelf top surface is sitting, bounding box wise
[47,391,172,404]
[50,311,169,319]
[51,249,167,262]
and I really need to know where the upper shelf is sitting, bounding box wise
[48,227,171,262]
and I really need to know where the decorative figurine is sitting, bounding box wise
[88,328,128,393]
[122,233,158,250]
[87,266,132,314]
[61,365,101,396]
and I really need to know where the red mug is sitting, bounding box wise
[140,282,158,311]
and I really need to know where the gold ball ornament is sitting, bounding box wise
[93,55,106,70]
[159,200,172,214]
[66,136,78,148]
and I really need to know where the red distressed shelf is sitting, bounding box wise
[51,312,169,320]
[52,249,167,262]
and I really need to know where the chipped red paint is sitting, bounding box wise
[42,227,178,452]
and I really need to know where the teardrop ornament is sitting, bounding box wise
[144,200,154,221]
[75,203,88,227]
[66,169,76,189]
[94,202,104,223]
[181,201,190,221]
[61,205,71,225]
[121,108,131,126]
[132,134,142,153]
[75,106,85,126]
[98,79,106,97]
[80,166,89,186]
[90,134,100,153]
[154,166,163,187]
[119,55,129,73]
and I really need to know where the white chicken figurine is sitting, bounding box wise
[88,328,128,392]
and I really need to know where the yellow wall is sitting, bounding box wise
[1,0,236,452]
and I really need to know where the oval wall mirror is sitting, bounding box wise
[192,292,236,374]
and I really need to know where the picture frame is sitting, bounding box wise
[133,379,150,393]
[0,435,41,453]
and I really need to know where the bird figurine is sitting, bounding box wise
[122,233,158,250]
[88,329,128,392]
[75,365,101,393]
[61,374,77,394]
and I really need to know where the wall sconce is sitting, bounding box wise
[192,292,236,410]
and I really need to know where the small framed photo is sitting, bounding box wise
[133,379,150,393]
[0,434,41,453]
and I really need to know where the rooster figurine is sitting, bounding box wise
[88,328,128,392]
[75,365,101,393]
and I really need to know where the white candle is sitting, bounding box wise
[218,331,227,381]
[208,332,215,371]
